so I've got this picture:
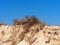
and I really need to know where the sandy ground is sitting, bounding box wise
[0,25,60,45]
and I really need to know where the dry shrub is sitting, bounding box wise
[13,16,40,25]
[0,23,6,26]
[13,16,45,31]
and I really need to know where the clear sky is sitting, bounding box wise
[0,0,60,25]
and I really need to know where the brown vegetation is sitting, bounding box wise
[13,16,40,25]
[13,16,45,33]
[0,23,6,26]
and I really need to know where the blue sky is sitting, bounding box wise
[0,0,60,25]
